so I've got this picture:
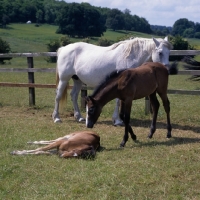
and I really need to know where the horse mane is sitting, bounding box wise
[111,37,173,58]
[91,69,126,97]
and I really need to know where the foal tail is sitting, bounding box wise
[56,67,68,113]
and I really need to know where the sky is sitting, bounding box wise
[65,0,200,27]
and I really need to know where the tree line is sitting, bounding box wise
[1,0,200,39]
[0,0,152,37]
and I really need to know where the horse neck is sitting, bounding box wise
[127,39,156,67]
[93,83,118,107]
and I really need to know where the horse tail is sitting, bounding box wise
[56,50,68,113]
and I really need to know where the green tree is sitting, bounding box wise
[183,28,195,38]
[36,9,43,24]
[106,9,124,31]
[56,3,106,37]
[172,18,195,36]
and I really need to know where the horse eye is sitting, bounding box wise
[89,107,94,114]
[159,52,162,56]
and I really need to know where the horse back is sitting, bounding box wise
[118,62,169,100]
[59,131,100,152]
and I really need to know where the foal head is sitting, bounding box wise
[151,36,173,68]
[85,96,102,128]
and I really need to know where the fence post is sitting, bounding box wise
[27,57,35,106]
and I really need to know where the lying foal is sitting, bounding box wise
[11,131,100,159]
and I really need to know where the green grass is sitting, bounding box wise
[0,24,200,199]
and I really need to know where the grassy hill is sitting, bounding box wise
[0,23,166,53]
[1,23,200,53]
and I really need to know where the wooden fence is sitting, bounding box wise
[0,51,200,113]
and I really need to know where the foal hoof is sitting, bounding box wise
[10,151,16,155]
[54,118,62,123]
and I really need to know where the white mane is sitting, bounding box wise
[111,37,173,59]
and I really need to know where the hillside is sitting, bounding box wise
[0,23,157,53]
[0,23,200,54]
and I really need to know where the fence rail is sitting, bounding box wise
[0,51,200,113]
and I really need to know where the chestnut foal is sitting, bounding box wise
[11,131,100,159]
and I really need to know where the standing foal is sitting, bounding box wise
[86,62,172,147]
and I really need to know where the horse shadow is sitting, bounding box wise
[96,118,200,150]
[97,118,200,134]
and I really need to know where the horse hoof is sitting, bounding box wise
[54,118,62,123]
[113,120,124,126]
[78,118,85,122]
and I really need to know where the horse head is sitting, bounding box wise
[151,36,173,68]
[85,96,102,128]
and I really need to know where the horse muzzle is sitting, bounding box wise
[86,121,94,128]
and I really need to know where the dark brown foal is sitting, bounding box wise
[86,62,172,147]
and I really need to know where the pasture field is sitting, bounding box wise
[0,24,200,199]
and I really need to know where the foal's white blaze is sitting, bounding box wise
[86,105,89,127]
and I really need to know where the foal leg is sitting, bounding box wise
[27,134,72,145]
[159,94,172,138]
[52,79,69,123]
[148,93,160,138]
[119,101,136,147]
[11,140,64,155]
[59,145,95,158]
[112,98,124,126]
[70,79,85,122]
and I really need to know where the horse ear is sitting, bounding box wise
[153,38,160,47]
[164,36,168,41]
[85,96,90,102]
[85,96,96,104]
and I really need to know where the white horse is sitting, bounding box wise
[52,37,173,125]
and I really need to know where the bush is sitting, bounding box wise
[46,36,72,63]
[0,37,12,64]
[97,37,112,46]
[169,35,194,61]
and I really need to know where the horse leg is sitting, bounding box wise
[70,79,85,122]
[11,140,64,155]
[52,79,69,123]
[159,94,172,138]
[148,92,160,138]
[112,98,124,126]
[120,101,136,147]
[27,134,72,145]
[11,150,53,155]
[119,101,136,143]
